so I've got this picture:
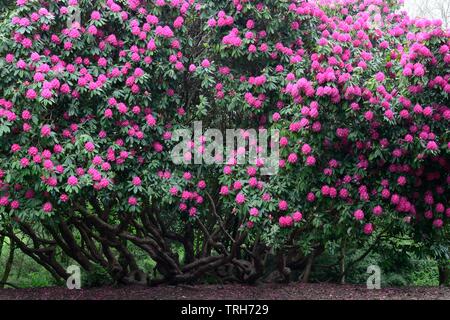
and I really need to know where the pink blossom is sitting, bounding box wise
[132,176,142,186]
[198,180,206,189]
[301,144,311,155]
[354,209,365,220]
[373,206,383,216]
[219,186,229,196]
[85,142,95,152]
[0,196,9,207]
[292,211,303,222]
[201,59,211,68]
[363,223,374,235]
[278,200,288,211]
[11,144,21,153]
[433,219,443,228]
[67,176,78,186]
[305,156,316,166]
[249,208,259,217]
[235,193,245,204]
[10,200,20,210]
[42,202,53,213]
[287,153,298,164]
[41,125,51,137]
[426,141,438,150]
[91,11,101,20]
[128,196,138,206]
[279,216,293,228]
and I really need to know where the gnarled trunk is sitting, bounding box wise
[0,239,15,289]
[439,264,449,287]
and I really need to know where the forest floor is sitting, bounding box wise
[0,283,449,300]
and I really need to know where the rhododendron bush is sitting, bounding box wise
[0,0,449,285]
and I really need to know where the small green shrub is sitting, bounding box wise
[82,264,113,288]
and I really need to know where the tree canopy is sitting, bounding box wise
[0,0,449,285]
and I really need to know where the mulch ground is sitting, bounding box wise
[0,283,449,300]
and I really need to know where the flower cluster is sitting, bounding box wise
[0,0,448,272]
